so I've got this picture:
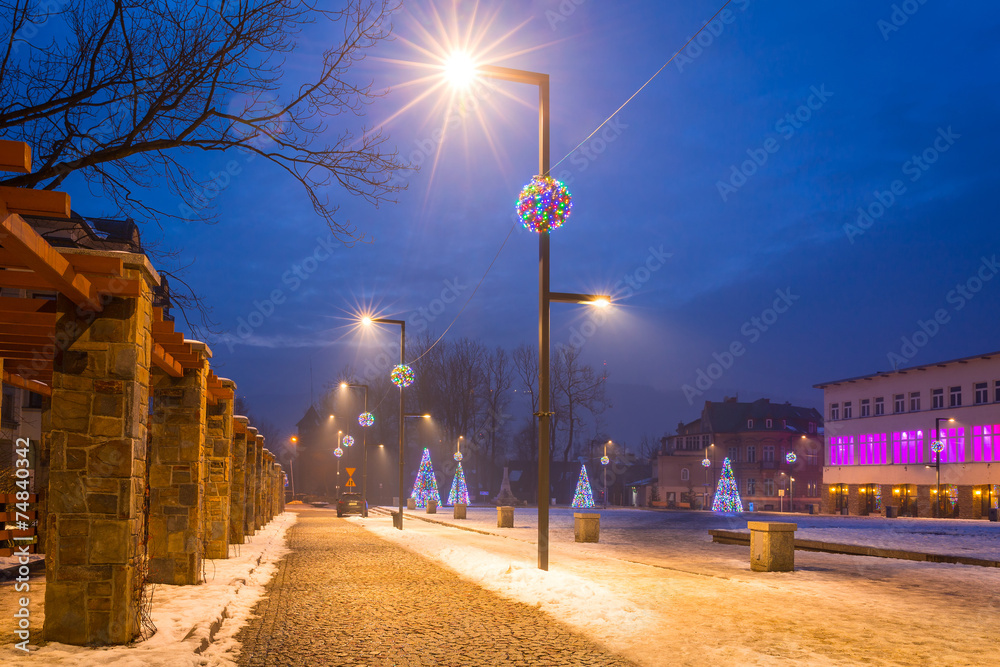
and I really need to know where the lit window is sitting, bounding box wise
[728,447,738,462]
[746,478,756,496]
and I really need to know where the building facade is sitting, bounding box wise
[816,350,1000,519]
[658,397,823,511]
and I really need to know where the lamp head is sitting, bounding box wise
[590,297,611,309]
[360,316,373,327]
[444,51,477,88]
[340,382,348,389]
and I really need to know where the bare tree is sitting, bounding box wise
[479,345,512,484]
[0,0,407,241]
[553,347,611,463]
[512,342,538,459]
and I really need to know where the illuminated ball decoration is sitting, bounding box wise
[930,440,945,454]
[701,458,711,468]
[358,412,374,427]
[454,451,463,462]
[391,364,415,388]
[334,447,344,458]
[343,435,354,447]
[601,455,610,466]
[785,452,797,464]
[516,175,572,233]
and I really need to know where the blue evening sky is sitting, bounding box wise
[65,0,1000,445]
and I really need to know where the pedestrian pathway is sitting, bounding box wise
[236,508,636,666]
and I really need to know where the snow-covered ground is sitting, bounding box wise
[0,511,295,667]
[362,506,1000,666]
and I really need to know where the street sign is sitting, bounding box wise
[345,468,356,488]
[778,489,785,496]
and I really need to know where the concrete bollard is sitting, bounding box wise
[748,521,797,572]
[454,503,467,519]
[426,499,437,514]
[497,506,514,528]
[574,513,600,543]
[407,498,416,510]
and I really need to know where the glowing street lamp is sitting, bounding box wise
[931,416,955,517]
[601,440,612,509]
[441,54,612,571]
[342,381,373,516]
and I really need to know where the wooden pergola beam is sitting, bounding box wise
[0,140,31,173]
[2,370,51,396]
[0,296,56,313]
[0,186,70,218]
[151,343,183,378]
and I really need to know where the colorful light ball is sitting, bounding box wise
[786,452,797,464]
[334,447,343,458]
[358,412,374,428]
[601,455,610,466]
[516,175,572,233]
[391,364,415,388]
[454,451,463,462]
[343,435,354,447]
[701,458,711,468]
[930,440,945,453]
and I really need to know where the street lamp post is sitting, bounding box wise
[932,416,955,518]
[446,62,610,571]
[364,317,407,529]
[341,382,371,516]
[288,436,298,498]
[601,440,612,509]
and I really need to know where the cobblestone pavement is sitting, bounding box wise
[236,508,636,667]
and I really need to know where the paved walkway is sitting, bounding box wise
[236,508,635,666]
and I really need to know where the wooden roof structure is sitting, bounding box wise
[0,139,232,402]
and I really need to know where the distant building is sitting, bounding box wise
[658,397,823,512]
[816,350,1000,519]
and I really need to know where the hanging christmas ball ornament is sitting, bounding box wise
[390,364,415,388]
[343,435,354,447]
[601,455,610,466]
[786,452,797,464]
[701,458,711,468]
[930,440,945,453]
[454,451,463,462]
[516,175,573,233]
[334,447,344,458]
[358,412,374,428]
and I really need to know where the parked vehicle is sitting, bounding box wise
[337,493,367,517]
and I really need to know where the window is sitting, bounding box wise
[808,421,816,434]
[763,445,775,462]
[746,446,757,463]
[746,478,756,496]
[702,434,710,447]
[805,451,819,466]
[894,394,905,413]
[975,382,988,405]
[24,391,44,410]
[763,479,775,496]
[932,388,944,409]
[860,399,870,417]
[843,401,853,419]
[874,397,884,416]
[830,403,839,421]
[728,447,738,462]
[996,380,1000,403]
[680,468,690,481]
[910,392,921,411]
[950,386,962,408]
[765,418,772,429]
[747,419,754,429]
[807,482,819,497]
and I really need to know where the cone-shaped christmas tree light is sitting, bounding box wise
[410,448,441,509]
[571,464,595,509]
[712,457,744,513]
[447,462,470,506]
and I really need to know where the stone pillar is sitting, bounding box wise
[274,462,283,516]
[262,450,273,523]
[254,435,265,531]
[35,395,51,555]
[749,521,797,572]
[229,416,248,544]
[147,344,209,585]
[957,485,975,520]
[244,426,257,536]
[43,255,156,646]
[202,377,233,559]
[847,484,861,515]
[917,484,933,518]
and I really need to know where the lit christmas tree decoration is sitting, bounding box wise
[571,464,595,509]
[334,447,343,458]
[358,412,374,427]
[343,435,354,447]
[702,458,711,467]
[712,457,744,513]
[391,364,415,387]
[516,175,572,233]
[601,455,610,466]
[785,452,797,464]
[454,451,463,462]
[447,462,470,506]
[410,448,441,509]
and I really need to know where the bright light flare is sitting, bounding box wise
[590,297,611,309]
[360,316,373,327]
[444,50,478,88]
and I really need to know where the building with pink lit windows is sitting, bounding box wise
[816,350,1000,519]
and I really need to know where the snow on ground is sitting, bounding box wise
[361,506,1000,666]
[0,511,295,667]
